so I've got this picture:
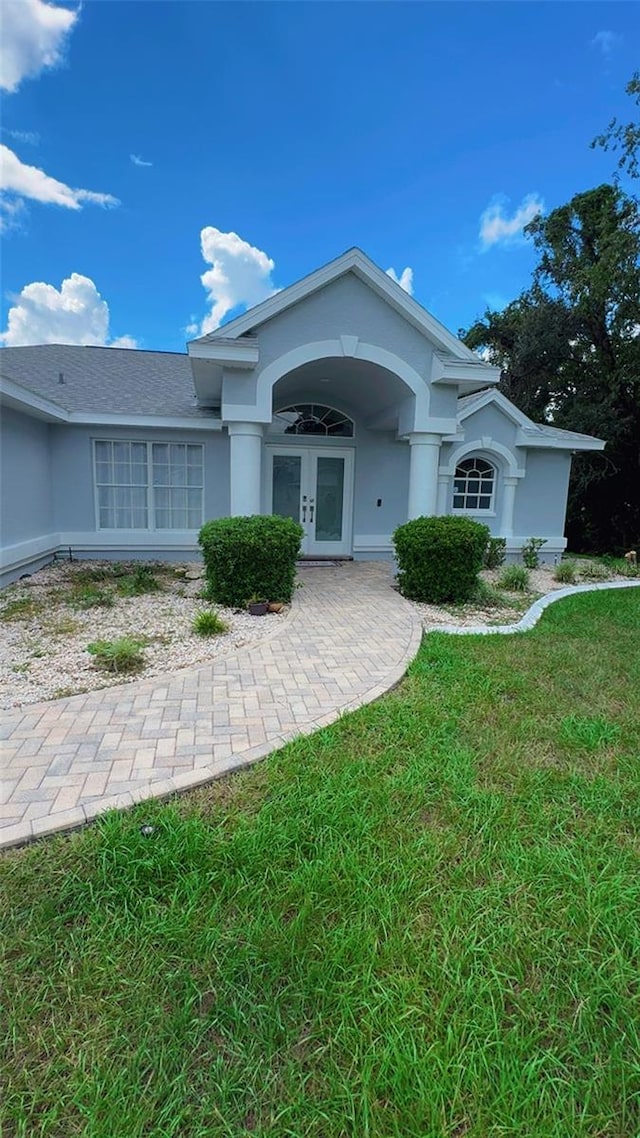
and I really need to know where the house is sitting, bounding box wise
[0,248,605,585]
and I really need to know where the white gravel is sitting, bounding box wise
[0,560,288,710]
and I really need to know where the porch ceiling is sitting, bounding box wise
[271,357,411,429]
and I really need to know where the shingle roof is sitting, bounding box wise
[0,344,205,418]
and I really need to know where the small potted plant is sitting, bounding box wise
[246,593,269,616]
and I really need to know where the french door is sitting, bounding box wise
[266,447,354,557]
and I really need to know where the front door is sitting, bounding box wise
[267,447,354,557]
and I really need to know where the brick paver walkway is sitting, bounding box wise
[1,562,422,849]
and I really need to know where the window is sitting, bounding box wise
[453,457,495,512]
[272,404,354,437]
[94,441,204,530]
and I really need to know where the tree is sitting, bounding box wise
[464,184,640,553]
[592,72,640,180]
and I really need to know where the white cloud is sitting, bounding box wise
[0,145,118,227]
[6,129,40,145]
[130,154,152,167]
[0,272,138,347]
[198,227,278,334]
[591,30,622,58]
[0,0,79,93]
[479,193,544,250]
[386,266,414,294]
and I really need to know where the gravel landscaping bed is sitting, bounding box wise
[412,564,627,629]
[0,560,288,710]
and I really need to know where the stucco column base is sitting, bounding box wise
[407,433,441,520]
[227,422,263,516]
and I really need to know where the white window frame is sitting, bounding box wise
[451,456,497,516]
[93,439,205,531]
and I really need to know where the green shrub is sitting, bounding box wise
[521,537,546,569]
[199,515,303,608]
[192,609,228,636]
[484,536,507,569]
[553,559,578,584]
[87,637,147,673]
[393,515,490,604]
[498,565,530,592]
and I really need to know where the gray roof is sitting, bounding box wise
[0,344,205,418]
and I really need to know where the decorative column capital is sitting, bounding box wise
[227,421,263,438]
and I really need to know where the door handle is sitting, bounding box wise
[302,503,307,522]
[309,500,315,523]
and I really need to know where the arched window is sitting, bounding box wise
[271,404,354,438]
[267,405,350,439]
[453,457,495,511]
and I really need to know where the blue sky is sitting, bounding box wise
[1,1,637,352]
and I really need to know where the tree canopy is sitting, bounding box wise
[592,71,640,180]
[464,184,640,553]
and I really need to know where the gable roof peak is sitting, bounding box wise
[191,246,482,363]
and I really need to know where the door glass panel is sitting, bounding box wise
[272,454,302,523]
[315,456,344,542]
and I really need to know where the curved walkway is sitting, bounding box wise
[1,563,423,850]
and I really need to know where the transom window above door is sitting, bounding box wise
[271,404,354,437]
[453,457,496,512]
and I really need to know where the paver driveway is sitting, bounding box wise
[1,562,422,849]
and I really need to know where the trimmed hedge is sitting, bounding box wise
[198,515,303,608]
[393,515,490,603]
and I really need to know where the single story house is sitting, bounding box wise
[0,248,604,585]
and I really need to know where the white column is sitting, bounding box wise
[407,433,441,520]
[501,476,518,537]
[228,422,263,516]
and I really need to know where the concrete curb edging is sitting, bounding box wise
[431,579,640,637]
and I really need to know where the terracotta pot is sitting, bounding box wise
[247,601,268,616]
[268,602,284,613]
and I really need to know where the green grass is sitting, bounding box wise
[2,589,639,1138]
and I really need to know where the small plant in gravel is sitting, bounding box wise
[192,609,228,636]
[117,566,161,596]
[484,537,507,570]
[0,596,43,622]
[554,559,578,584]
[521,537,546,569]
[73,563,127,584]
[71,586,115,609]
[87,636,147,673]
[498,565,530,592]
[471,579,522,610]
[577,560,610,582]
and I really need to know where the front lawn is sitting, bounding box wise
[2,589,639,1138]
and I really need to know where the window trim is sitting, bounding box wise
[451,455,497,516]
[93,439,205,532]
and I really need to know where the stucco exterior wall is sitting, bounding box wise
[514,449,571,542]
[0,407,54,582]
